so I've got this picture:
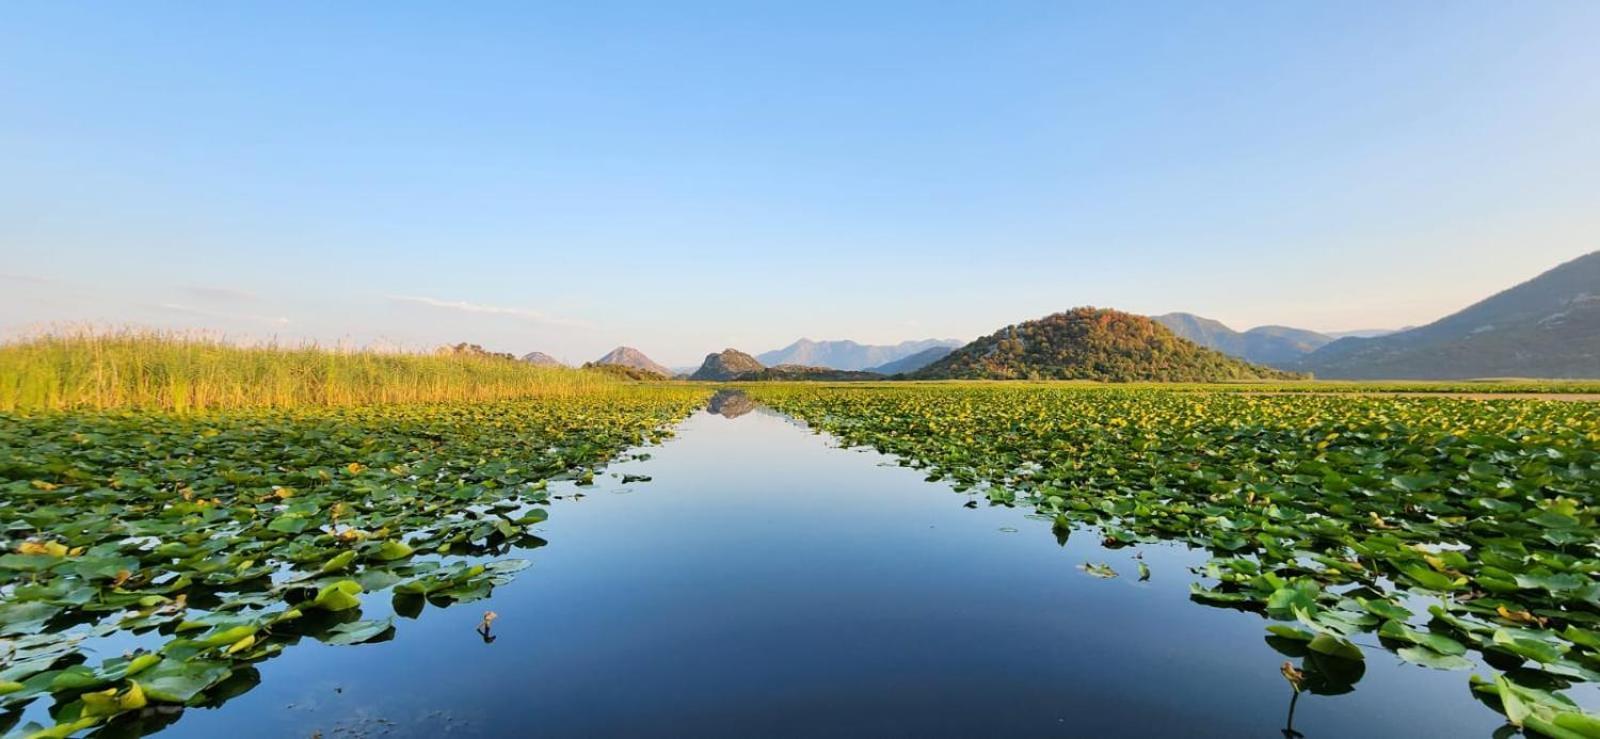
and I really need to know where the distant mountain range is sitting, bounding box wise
[864,346,954,375]
[757,338,962,371]
[1156,251,1598,378]
[1325,328,1407,340]
[1298,251,1600,379]
[1153,314,1336,367]
[540,253,1597,383]
[588,346,672,378]
[914,307,1299,382]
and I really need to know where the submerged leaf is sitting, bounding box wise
[320,618,394,646]
[1397,646,1472,671]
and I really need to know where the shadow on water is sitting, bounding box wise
[64,401,1553,738]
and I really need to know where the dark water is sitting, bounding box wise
[160,403,1511,737]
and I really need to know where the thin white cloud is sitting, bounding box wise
[0,272,57,285]
[181,285,259,302]
[387,295,590,328]
[155,303,291,326]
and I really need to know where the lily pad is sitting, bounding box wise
[319,618,395,646]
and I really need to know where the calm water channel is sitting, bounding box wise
[155,398,1515,737]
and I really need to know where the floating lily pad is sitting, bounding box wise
[319,617,395,646]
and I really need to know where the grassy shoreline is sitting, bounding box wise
[0,333,626,412]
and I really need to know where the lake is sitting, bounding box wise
[152,397,1513,737]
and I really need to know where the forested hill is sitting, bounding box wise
[913,307,1303,382]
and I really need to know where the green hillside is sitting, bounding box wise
[914,307,1302,382]
[1301,250,1600,379]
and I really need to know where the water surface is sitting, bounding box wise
[161,403,1508,737]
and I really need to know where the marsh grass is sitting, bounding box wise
[0,330,621,412]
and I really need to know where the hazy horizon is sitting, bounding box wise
[4,3,1597,366]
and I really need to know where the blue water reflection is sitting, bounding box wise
[162,404,1506,737]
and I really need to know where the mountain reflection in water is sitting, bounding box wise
[706,389,755,418]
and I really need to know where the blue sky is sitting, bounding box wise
[3,2,1597,366]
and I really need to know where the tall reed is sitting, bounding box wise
[0,331,625,412]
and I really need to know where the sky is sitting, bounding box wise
[2,2,1597,366]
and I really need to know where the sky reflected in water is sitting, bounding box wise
[160,404,1509,737]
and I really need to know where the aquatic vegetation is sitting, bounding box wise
[0,387,707,736]
[746,378,1600,395]
[1140,379,1600,395]
[1079,562,1118,579]
[752,383,1600,733]
[0,331,630,413]
[7,373,1597,736]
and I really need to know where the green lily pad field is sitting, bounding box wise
[0,387,708,737]
[5,372,1600,737]
[751,383,1600,735]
